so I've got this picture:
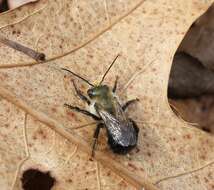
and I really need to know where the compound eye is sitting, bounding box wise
[87,89,94,98]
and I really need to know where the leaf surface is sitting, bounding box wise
[0,0,214,189]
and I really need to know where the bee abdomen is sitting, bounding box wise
[107,138,137,154]
[107,119,139,154]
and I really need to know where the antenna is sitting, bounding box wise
[99,54,120,85]
[61,68,95,87]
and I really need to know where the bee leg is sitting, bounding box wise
[72,80,91,105]
[64,103,101,121]
[122,98,139,111]
[112,76,119,93]
[92,123,104,157]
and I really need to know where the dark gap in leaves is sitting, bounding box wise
[21,169,56,190]
[168,52,214,99]
[168,3,214,134]
[0,0,9,13]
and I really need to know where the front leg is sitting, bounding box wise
[122,98,139,111]
[72,80,91,105]
[64,103,100,121]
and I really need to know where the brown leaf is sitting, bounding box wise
[0,0,214,190]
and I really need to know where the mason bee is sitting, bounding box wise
[62,55,139,156]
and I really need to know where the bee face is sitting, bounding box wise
[87,85,110,99]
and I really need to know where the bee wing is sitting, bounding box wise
[98,109,137,147]
[114,99,128,122]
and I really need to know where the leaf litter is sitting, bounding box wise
[0,0,214,190]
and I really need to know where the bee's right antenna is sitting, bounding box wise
[99,54,120,85]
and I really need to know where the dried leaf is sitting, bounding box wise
[0,0,214,190]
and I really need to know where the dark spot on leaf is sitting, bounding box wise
[107,171,111,176]
[200,155,206,160]
[38,129,44,136]
[4,124,9,128]
[67,179,73,183]
[51,107,57,113]
[204,177,209,183]
[208,172,212,178]
[128,163,137,170]
[202,127,211,133]
[147,151,152,157]
[135,147,140,153]
[183,134,192,139]
[67,111,75,118]
[21,169,55,190]
[37,53,46,61]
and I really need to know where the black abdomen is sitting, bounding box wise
[107,119,139,154]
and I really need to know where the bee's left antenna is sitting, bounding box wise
[99,54,120,85]
[61,68,95,87]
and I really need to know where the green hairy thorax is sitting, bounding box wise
[87,85,116,115]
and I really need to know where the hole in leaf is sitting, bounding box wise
[0,0,9,13]
[168,3,214,134]
[21,169,56,190]
[0,0,38,13]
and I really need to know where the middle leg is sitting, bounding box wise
[122,98,139,111]
[64,103,100,121]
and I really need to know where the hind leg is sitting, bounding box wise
[91,123,104,157]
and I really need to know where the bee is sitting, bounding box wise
[62,55,139,156]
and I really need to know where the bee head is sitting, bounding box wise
[87,85,110,99]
